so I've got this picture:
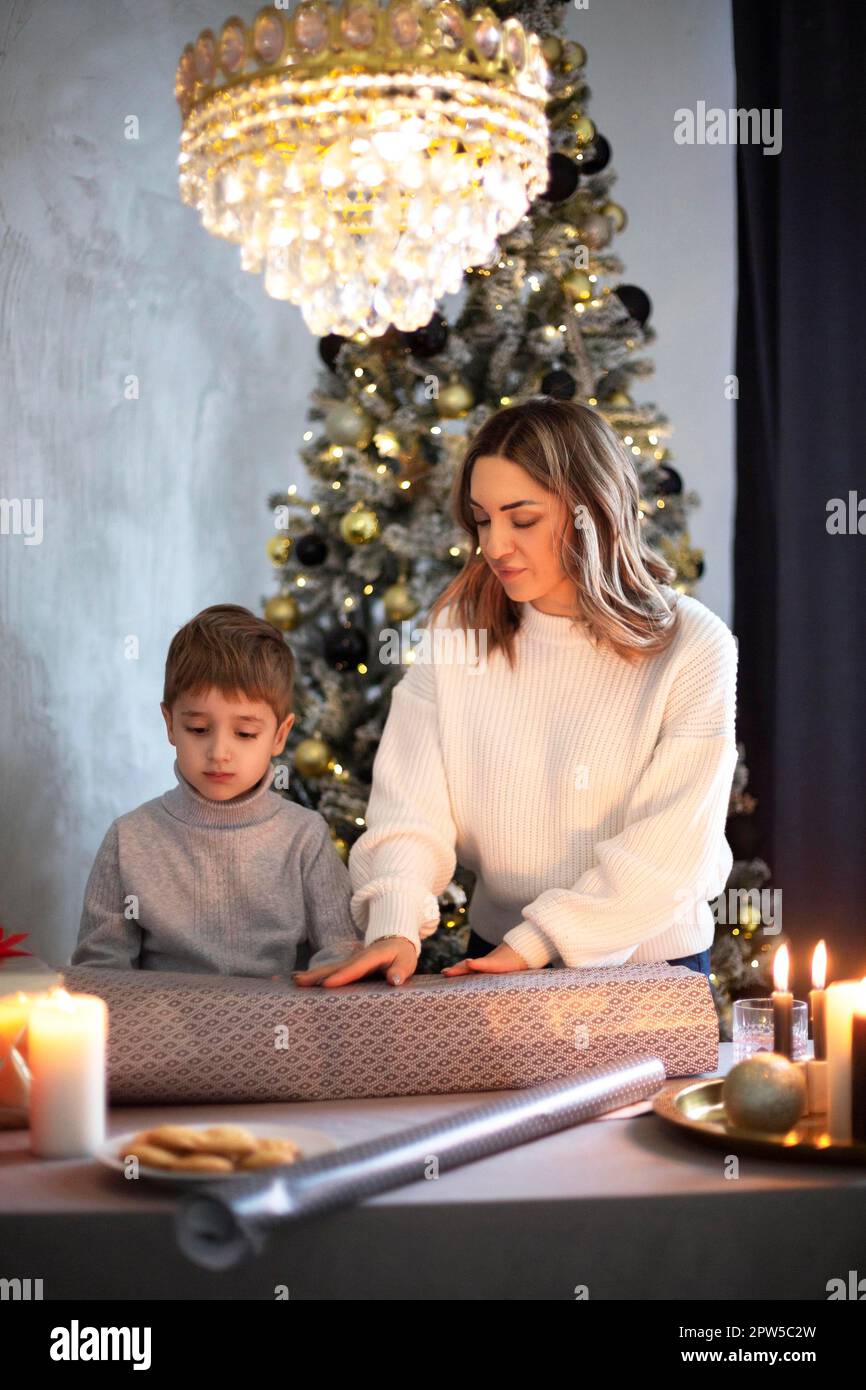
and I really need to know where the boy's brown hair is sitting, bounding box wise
[163,604,295,725]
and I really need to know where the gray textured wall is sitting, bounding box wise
[0,0,735,966]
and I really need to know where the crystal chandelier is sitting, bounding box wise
[175,1,550,337]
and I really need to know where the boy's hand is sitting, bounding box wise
[292,936,418,989]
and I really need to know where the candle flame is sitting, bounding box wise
[773,943,790,992]
[812,940,827,990]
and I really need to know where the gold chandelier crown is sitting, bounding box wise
[175,2,548,117]
[175,2,550,337]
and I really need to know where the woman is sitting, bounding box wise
[293,397,738,989]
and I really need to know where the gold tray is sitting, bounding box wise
[653,1078,866,1164]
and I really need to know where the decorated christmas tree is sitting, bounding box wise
[261,0,775,1034]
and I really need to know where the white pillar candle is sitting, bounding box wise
[826,980,862,1143]
[28,989,108,1157]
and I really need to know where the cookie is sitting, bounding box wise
[133,1124,207,1154]
[170,1152,235,1173]
[121,1141,187,1170]
[237,1137,302,1170]
[192,1125,258,1159]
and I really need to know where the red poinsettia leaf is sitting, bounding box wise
[0,928,32,958]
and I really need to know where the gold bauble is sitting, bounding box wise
[293,736,332,778]
[562,41,587,71]
[324,401,373,448]
[330,834,349,864]
[562,270,593,302]
[582,211,612,250]
[436,381,474,419]
[339,507,380,546]
[266,534,292,566]
[541,35,563,65]
[264,594,300,631]
[605,389,633,407]
[562,190,593,226]
[571,114,596,145]
[602,201,628,233]
[383,581,419,622]
[722,1054,807,1134]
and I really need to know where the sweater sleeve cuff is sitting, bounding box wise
[352,885,441,960]
[503,921,557,969]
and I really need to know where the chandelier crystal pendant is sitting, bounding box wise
[175,1,550,337]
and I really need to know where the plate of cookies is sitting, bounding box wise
[98,1122,337,1184]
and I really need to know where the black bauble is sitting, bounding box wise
[295,533,328,566]
[543,152,580,202]
[400,313,449,358]
[323,625,369,671]
[615,284,652,327]
[318,334,347,370]
[656,466,683,496]
[579,134,611,175]
[541,369,577,400]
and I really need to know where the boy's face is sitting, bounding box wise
[160,687,294,802]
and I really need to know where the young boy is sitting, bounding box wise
[71,604,364,977]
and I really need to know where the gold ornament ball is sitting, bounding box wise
[571,114,596,145]
[562,190,593,225]
[437,381,474,419]
[722,1053,807,1133]
[330,834,349,864]
[582,211,612,250]
[339,507,380,546]
[562,270,593,302]
[562,40,587,71]
[266,534,292,566]
[293,736,332,778]
[383,581,419,622]
[324,401,373,448]
[264,594,300,631]
[605,389,633,407]
[541,35,562,65]
[602,201,628,233]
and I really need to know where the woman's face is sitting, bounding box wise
[470,454,579,613]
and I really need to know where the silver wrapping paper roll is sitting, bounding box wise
[175,1055,666,1269]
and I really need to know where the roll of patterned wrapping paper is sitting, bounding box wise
[175,1056,666,1269]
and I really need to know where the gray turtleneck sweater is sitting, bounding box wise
[71,759,364,977]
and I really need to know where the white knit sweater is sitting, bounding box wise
[348,588,739,969]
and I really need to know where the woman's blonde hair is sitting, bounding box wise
[428,397,680,667]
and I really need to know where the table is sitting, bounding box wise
[2,1044,865,1300]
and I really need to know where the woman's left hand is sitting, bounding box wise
[441,942,530,976]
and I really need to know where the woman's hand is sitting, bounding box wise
[441,942,531,976]
[292,935,418,988]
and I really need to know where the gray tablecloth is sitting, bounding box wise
[2,1044,865,1299]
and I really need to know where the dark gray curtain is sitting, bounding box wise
[732,0,866,981]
